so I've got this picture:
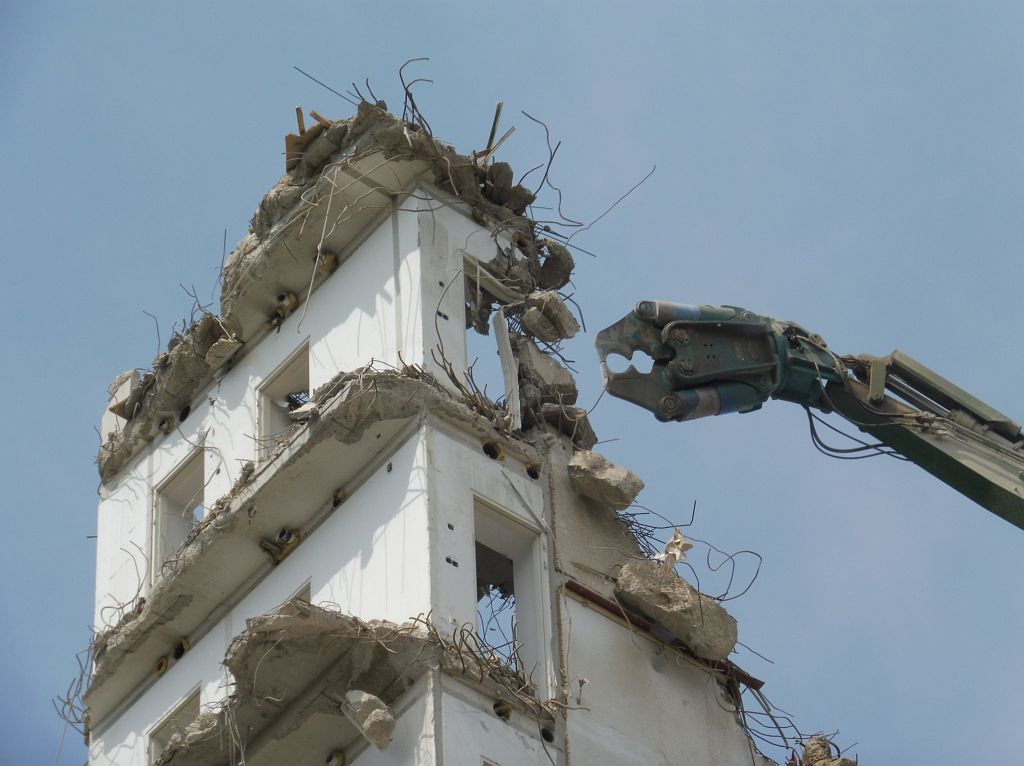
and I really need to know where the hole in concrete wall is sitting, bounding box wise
[492,699,512,721]
[526,463,541,480]
[149,688,199,764]
[154,448,206,579]
[258,343,309,461]
[540,727,554,743]
[172,638,190,660]
[154,655,170,676]
[178,404,191,423]
[481,439,503,461]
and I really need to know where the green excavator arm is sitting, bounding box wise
[596,300,1024,530]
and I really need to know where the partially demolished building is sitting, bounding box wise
[87,102,849,765]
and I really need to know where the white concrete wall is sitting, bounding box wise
[417,191,514,394]
[425,420,555,699]
[563,598,757,765]
[441,685,553,766]
[91,186,568,764]
[90,432,432,766]
[93,189,484,630]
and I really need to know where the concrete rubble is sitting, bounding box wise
[540,403,597,449]
[567,450,645,511]
[511,335,578,407]
[89,368,545,696]
[99,314,241,482]
[219,101,569,345]
[338,690,395,750]
[512,334,598,448]
[98,102,584,486]
[519,290,580,342]
[154,599,553,765]
[615,559,738,662]
[800,736,857,766]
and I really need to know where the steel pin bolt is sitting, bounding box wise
[637,301,654,318]
[660,395,681,415]
[669,359,692,378]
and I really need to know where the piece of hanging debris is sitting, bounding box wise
[615,558,738,662]
[567,450,644,511]
[519,291,580,342]
[540,403,597,450]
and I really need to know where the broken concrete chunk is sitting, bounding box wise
[97,314,231,481]
[519,291,579,342]
[103,369,143,438]
[541,403,597,450]
[299,129,344,175]
[250,175,305,239]
[486,162,514,196]
[204,336,242,368]
[158,712,219,763]
[324,119,349,147]
[538,240,575,290]
[568,450,644,511]
[512,335,578,405]
[504,184,536,216]
[340,690,396,750]
[615,559,737,662]
[801,736,856,766]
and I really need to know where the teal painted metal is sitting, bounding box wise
[595,301,842,422]
[596,300,1024,530]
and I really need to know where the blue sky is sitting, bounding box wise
[3,2,1022,763]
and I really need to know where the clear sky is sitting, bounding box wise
[3,2,1022,763]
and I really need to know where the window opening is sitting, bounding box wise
[154,449,205,578]
[258,344,309,461]
[149,688,199,764]
[475,540,518,669]
[465,326,506,406]
[473,501,544,684]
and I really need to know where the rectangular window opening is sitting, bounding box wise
[473,500,543,684]
[154,449,206,578]
[465,322,506,406]
[258,344,310,461]
[149,688,200,764]
[475,540,518,668]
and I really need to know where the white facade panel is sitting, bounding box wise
[441,688,552,766]
[93,203,434,628]
[310,211,402,384]
[91,432,429,765]
[564,598,755,766]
